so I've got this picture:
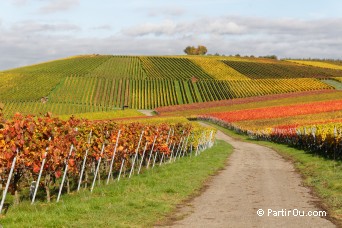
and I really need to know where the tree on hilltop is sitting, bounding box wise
[197,45,208,55]
[184,45,208,55]
[184,46,197,55]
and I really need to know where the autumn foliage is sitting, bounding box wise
[0,112,207,202]
[205,99,342,122]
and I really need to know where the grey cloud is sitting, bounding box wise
[200,19,245,35]
[241,17,342,37]
[1,16,342,70]
[147,7,185,17]
[122,18,245,37]
[121,16,342,38]
[122,20,178,36]
[10,21,81,33]
[208,35,342,59]
[91,25,112,31]
[123,18,248,37]
[10,0,29,6]
[39,0,80,13]
[11,0,25,5]
[0,35,178,70]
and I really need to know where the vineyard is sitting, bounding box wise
[233,111,342,132]
[139,56,213,80]
[0,55,111,102]
[1,54,342,224]
[200,115,342,160]
[1,56,342,157]
[1,101,115,119]
[90,56,147,79]
[1,77,333,118]
[156,90,342,116]
[195,96,342,160]
[334,77,342,82]
[222,60,342,79]
[0,112,214,212]
[204,100,342,123]
[2,55,342,117]
[151,81,342,161]
[286,60,342,71]
[187,57,250,80]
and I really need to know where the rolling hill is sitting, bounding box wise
[1,54,342,118]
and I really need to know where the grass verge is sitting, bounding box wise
[203,121,342,226]
[58,109,144,120]
[0,140,232,228]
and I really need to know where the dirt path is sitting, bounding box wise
[162,129,336,228]
[138,109,155,116]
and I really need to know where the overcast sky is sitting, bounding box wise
[1,0,342,70]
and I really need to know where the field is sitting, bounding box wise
[1,55,341,118]
[0,112,216,212]
[156,84,342,160]
[1,56,342,225]
[156,90,342,116]
[0,140,232,227]
[223,59,342,79]
[286,60,342,71]
[1,56,342,159]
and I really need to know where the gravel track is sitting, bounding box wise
[162,129,336,228]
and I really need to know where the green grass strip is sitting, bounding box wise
[1,140,233,227]
[58,109,144,120]
[203,121,342,226]
[322,79,342,90]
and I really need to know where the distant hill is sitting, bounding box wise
[1,54,341,118]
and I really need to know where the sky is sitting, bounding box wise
[0,0,342,70]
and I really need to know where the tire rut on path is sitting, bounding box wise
[160,129,336,228]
